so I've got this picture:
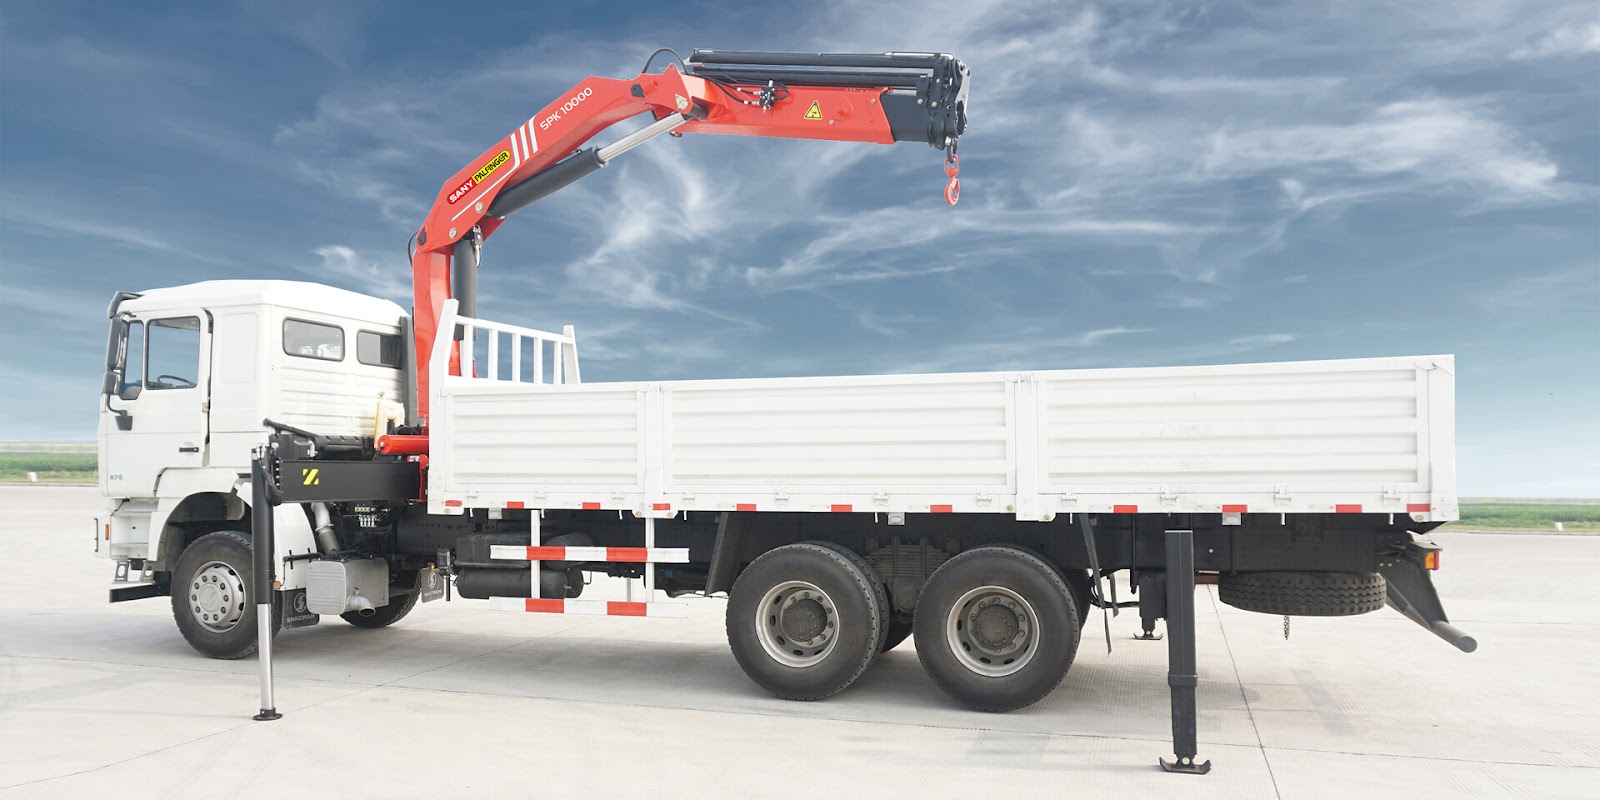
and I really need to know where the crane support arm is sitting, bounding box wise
[409,49,969,423]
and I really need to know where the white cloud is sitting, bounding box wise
[311,245,412,302]
[1202,100,1561,198]
[1228,333,1296,348]
[1511,22,1600,59]
[1065,327,1154,347]
[0,198,175,253]
[1472,265,1600,313]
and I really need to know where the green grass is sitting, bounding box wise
[1447,501,1600,532]
[0,452,98,483]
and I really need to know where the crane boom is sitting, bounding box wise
[409,49,970,423]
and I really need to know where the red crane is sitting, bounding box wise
[406,50,970,424]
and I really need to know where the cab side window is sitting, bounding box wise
[145,317,201,390]
[357,330,401,368]
[283,319,344,361]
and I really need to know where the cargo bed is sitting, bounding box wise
[427,302,1457,523]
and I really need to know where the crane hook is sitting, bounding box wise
[943,153,960,206]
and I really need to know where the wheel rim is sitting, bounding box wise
[754,580,840,668]
[945,585,1038,677]
[189,560,247,633]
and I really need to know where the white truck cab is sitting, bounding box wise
[96,281,407,602]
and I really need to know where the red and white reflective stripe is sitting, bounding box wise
[522,121,538,156]
[489,545,690,563]
[487,596,687,618]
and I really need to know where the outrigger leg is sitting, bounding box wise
[1159,529,1209,774]
[251,445,282,722]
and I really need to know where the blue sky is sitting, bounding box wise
[1,0,1595,495]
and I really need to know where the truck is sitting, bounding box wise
[93,48,1472,773]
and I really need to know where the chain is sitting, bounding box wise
[1283,615,1291,640]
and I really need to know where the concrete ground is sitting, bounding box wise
[1,486,1596,799]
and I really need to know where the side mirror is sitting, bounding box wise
[106,317,129,370]
[102,369,119,396]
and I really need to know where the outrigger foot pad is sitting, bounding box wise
[1134,629,1163,641]
[1159,756,1212,774]
[253,709,282,722]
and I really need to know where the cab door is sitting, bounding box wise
[103,312,212,497]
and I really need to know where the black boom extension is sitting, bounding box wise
[686,50,969,149]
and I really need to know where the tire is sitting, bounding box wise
[882,618,914,652]
[727,543,884,701]
[1062,569,1092,662]
[993,544,1088,662]
[1218,571,1386,617]
[342,584,419,628]
[171,531,280,659]
[914,546,1080,712]
[808,541,890,653]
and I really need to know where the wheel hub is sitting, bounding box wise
[781,598,827,642]
[189,561,246,633]
[946,586,1038,677]
[755,580,839,668]
[972,604,1020,649]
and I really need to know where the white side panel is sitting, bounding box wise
[664,375,1013,492]
[1041,360,1425,491]
[431,309,1455,521]
[438,384,644,498]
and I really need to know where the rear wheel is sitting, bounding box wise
[809,541,890,653]
[914,546,1080,712]
[727,543,884,701]
[170,531,279,659]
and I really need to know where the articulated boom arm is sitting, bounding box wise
[408,50,969,423]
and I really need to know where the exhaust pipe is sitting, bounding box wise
[311,502,340,554]
[346,593,377,616]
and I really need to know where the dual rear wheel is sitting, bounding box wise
[727,543,1081,711]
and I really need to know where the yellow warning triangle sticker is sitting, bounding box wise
[803,100,822,120]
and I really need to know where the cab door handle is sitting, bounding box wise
[178,446,200,453]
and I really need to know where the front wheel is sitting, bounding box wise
[913,546,1080,712]
[170,531,279,659]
